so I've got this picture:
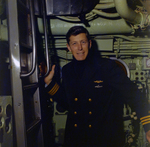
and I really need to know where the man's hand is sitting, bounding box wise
[44,65,55,85]
[39,62,55,85]
[146,130,150,143]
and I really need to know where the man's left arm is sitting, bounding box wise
[108,60,150,142]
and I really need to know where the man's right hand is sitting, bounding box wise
[44,64,55,85]
[39,62,55,85]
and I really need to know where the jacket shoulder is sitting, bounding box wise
[95,57,116,67]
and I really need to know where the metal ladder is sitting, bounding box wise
[7,0,44,146]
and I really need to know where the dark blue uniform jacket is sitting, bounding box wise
[46,54,150,147]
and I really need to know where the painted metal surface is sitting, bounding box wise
[7,0,26,146]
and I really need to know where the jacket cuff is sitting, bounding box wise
[46,80,60,96]
[140,115,150,132]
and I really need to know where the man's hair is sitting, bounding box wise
[66,26,91,44]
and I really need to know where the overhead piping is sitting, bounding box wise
[94,2,115,9]
[37,17,133,35]
[140,0,150,14]
[92,9,119,18]
[114,0,142,25]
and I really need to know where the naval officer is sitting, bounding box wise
[40,26,150,147]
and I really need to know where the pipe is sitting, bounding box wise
[56,16,80,22]
[56,13,97,22]
[114,46,150,50]
[100,1,114,3]
[113,35,150,42]
[100,52,149,56]
[95,3,115,9]
[140,0,150,14]
[92,9,119,18]
[114,0,142,24]
[114,41,150,44]
[37,17,133,35]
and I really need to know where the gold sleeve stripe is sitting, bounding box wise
[140,115,150,121]
[48,85,56,95]
[48,83,59,96]
[140,115,150,126]
[50,83,59,95]
[142,121,150,126]
[141,118,150,123]
[48,83,59,95]
[51,84,59,95]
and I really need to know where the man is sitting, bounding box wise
[40,26,150,146]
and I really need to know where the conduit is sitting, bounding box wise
[95,2,115,9]
[92,9,119,18]
[100,0,114,4]
[140,0,150,14]
[56,12,97,22]
[100,52,149,56]
[37,17,133,35]
[114,0,142,25]
[113,35,150,42]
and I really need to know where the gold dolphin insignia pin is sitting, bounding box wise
[94,80,103,83]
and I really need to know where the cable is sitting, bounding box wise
[94,3,115,9]
[92,9,120,18]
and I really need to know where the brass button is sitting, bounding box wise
[88,98,92,102]
[74,98,78,101]
[89,111,92,115]
[50,98,53,102]
[89,125,92,128]
[74,111,77,115]
[74,124,77,127]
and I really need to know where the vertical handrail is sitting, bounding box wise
[42,0,50,77]
[7,0,27,146]
[20,0,36,77]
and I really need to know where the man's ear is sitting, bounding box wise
[67,44,71,52]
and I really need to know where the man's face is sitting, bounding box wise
[67,33,92,61]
